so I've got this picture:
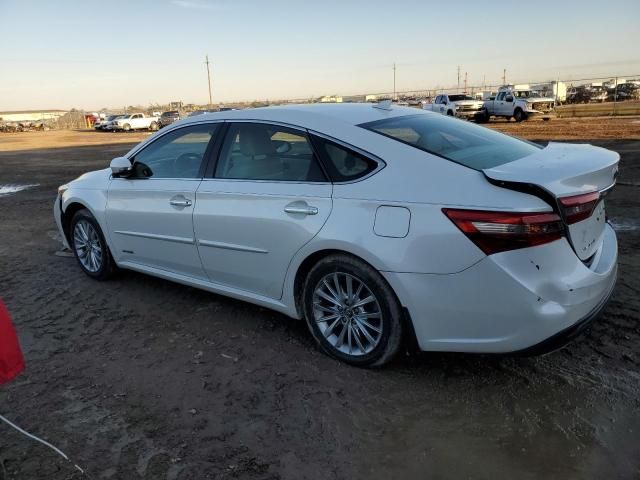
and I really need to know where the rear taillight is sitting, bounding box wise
[558,191,600,224]
[443,208,564,255]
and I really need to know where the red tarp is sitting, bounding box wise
[0,299,24,385]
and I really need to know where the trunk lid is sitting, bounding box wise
[483,142,619,261]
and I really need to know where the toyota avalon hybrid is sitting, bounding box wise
[54,103,618,366]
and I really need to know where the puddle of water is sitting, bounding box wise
[0,184,39,196]
[610,219,640,232]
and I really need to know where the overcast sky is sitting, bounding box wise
[1,0,639,110]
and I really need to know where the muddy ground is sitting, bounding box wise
[0,127,638,479]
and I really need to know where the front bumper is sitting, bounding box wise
[456,110,482,119]
[383,224,618,353]
[53,196,70,249]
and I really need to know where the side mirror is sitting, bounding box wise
[505,95,514,102]
[110,156,132,177]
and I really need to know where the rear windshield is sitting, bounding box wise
[162,111,179,117]
[360,114,540,170]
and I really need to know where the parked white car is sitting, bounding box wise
[54,104,618,366]
[480,87,556,122]
[423,94,484,120]
[94,114,122,131]
[111,113,159,131]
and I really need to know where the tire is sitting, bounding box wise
[476,109,490,123]
[149,121,158,131]
[302,254,404,367]
[514,108,527,122]
[446,110,454,116]
[123,123,131,132]
[70,209,115,280]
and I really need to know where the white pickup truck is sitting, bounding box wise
[110,113,159,131]
[479,87,556,122]
[423,94,484,120]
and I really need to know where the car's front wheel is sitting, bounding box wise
[514,108,527,122]
[70,209,115,280]
[302,254,403,367]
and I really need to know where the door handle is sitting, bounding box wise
[169,197,192,207]
[284,205,318,215]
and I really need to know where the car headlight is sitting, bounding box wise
[58,184,69,196]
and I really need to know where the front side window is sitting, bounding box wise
[214,123,326,182]
[360,114,540,170]
[132,123,217,179]
[311,135,379,182]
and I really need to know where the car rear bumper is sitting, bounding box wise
[382,223,618,353]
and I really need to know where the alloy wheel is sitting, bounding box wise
[73,220,103,273]
[312,272,383,356]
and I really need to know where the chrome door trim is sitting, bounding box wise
[197,239,268,254]
[114,230,194,245]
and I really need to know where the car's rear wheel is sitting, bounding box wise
[70,209,115,280]
[149,121,158,131]
[302,254,403,367]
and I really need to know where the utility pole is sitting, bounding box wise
[464,72,468,93]
[457,65,460,90]
[393,63,396,100]
[502,68,507,86]
[205,55,213,107]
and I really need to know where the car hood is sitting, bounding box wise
[69,168,111,188]
[526,96,556,103]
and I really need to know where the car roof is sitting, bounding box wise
[176,103,425,130]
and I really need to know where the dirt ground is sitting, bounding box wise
[0,125,639,479]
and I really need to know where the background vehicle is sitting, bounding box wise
[424,94,484,119]
[94,114,121,130]
[158,111,181,128]
[188,110,215,117]
[480,86,556,121]
[607,83,640,102]
[54,104,618,367]
[112,113,159,131]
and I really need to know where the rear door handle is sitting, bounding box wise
[284,204,318,215]
[169,196,193,207]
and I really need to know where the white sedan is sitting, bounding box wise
[54,104,619,367]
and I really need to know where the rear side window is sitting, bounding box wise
[311,135,379,182]
[360,114,540,170]
[215,123,326,182]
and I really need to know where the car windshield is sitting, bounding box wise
[360,114,540,170]
[513,90,539,98]
[448,95,474,101]
[162,111,178,117]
